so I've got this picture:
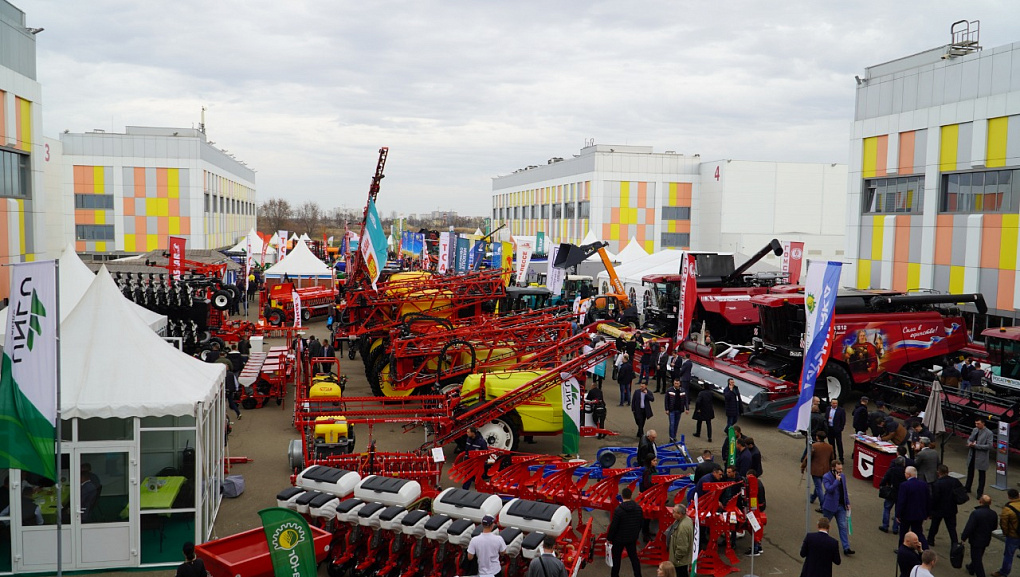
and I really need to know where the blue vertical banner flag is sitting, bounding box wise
[779,261,843,433]
[455,237,471,272]
[470,240,486,270]
[492,241,503,269]
[360,200,388,290]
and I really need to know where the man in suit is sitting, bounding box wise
[896,466,931,549]
[826,398,847,462]
[800,517,841,577]
[630,382,654,438]
[928,464,963,547]
[966,418,994,497]
[607,487,644,577]
[962,494,998,577]
[914,437,939,484]
[821,461,854,555]
[693,387,715,442]
[852,396,871,434]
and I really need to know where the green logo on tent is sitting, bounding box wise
[26,290,46,351]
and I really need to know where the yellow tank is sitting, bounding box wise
[309,380,342,399]
[398,289,455,319]
[460,370,561,434]
[314,416,350,443]
[383,272,433,297]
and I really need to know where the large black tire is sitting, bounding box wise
[819,363,853,404]
[241,397,258,410]
[224,285,242,305]
[208,337,226,351]
[266,308,286,326]
[211,290,232,311]
[301,308,311,322]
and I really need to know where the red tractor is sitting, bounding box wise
[262,282,338,326]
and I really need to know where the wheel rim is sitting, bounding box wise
[479,419,514,450]
[377,362,414,398]
[214,294,229,308]
[825,374,843,401]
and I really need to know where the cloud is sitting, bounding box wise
[20,0,1020,215]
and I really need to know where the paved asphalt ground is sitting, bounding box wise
[105,317,1010,576]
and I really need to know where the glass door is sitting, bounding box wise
[73,447,135,569]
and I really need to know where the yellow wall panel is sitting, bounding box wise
[94,210,105,225]
[609,223,620,240]
[871,215,884,260]
[146,235,158,252]
[124,234,135,252]
[18,98,31,151]
[940,124,959,172]
[906,263,921,290]
[1001,214,1019,270]
[620,181,630,207]
[145,198,156,215]
[857,259,872,288]
[93,166,104,192]
[862,137,878,178]
[169,217,180,235]
[94,241,106,252]
[987,116,1008,168]
[948,265,965,294]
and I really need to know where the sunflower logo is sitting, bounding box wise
[272,523,306,551]
[806,293,817,314]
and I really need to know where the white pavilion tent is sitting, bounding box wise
[596,250,684,314]
[615,237,651,264]
[225,229,277,264]
[12,267,225,573]
[262,239,334,288]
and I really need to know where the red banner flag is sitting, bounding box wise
[675,252,698,345]
[781,241,805,284]
[169,236,186,283]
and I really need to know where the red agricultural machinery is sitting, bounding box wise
[262,282,338,326]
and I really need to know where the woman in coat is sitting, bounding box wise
[693,387,716,443]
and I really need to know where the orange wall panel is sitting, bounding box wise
[134,167,147,197]
[998,269,1016,310]
[981,214,1002,269]
[899,131,915,175]
[894,216,911,264]
[933,215,954,266]
[892,261,908,292]
[875,135,888,176]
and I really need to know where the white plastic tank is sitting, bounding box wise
[498,499,572,537]
[296,465,361,497]
[354,475,423,508]
[432,488,504,523]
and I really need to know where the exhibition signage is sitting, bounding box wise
[169,236,186,282]
[500,242,513,286]
[515,238,534,285]
[779,260,843,433]
[360,200,388,289]
[456,237,470,272]
[674,252,697,345]
[277,230,289,259]
[561,373,580,456]
[438,232,451,274]
[259,507,317,577]
[0,261,58,480]
[547,245,566,296]
[781,241,806,284]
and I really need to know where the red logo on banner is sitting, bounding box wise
[675,253,698,345]
[169,236,186,283]
[787,241,805,284]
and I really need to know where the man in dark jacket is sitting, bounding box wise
[654,346,670,393]
[461,427,488,489]
[826,398,847,462]
[307,335,324,366]
[693,387,715,442]
[735,438,753,478]
[800,517,841,577]
[928,464,962,547]
[674,353,693,389]
[870,400,889,436]
[723,379,741,429]
[637,431,658,469]
[852,396,871,434]
[630,383,654,438]
[693,450,718,482]
[962,494,998,577]
[896,466,930,549]
[617,354,635,407]
[745,436,764,477]
[896,531,923,577]
[664,380,688,443]
[879,456,907,534]
[607,487,644,577]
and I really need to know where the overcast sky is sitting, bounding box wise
[19,1,1020,217]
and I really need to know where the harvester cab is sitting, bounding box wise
[980,326,1020,390]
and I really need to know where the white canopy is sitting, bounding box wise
[387,234,395,247]
[61,267,224,419]
[0,245,167,340]
[596,250,684,286]
[616,237,650,264]
[289,233,299,241]
[263,239,334,279]
[225,228,276,260]
[299,233,312,241]
[474,228,484,237]
[269,232,281,247]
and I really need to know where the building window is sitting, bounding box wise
[204,194,210,213]
[940,169,1018,214]
[74,194,114,210]
[522,205,530,219]
[75,224,115,241]
[862,176,925,214]
[661,206,691,220]
[565,202,575,219]
[661,233,690,248]
[513,206,519,220]
[532,205,539,219]
[541,204,549,219]
[0,149,30,198]
[552,203,562,219]
[579,201,590,219]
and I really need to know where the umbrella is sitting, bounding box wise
[922,379,947,435]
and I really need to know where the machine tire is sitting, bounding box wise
[241,397,258,410]
[347,344,357,360]
[301,308,311,322]
[370,354,414,398]
[208,337,226,351]
[478,411,522,451]
[211,290,232,311]
[224,285,242,305]
[287,439,304,471]
[266,308,286,326]
[819,363,853,404]
[197,331,212,344]
[437,339,475,382]
[198,347,217,362]
[598,452,617,468]
[325,562,346,577]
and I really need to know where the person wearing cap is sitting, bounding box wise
[852,397,870,434]
[467,514,507,577]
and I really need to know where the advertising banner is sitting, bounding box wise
[470,240,486,270]
[438,232,451,274]
[0,260,58,480]
[547,245,566,296]
[675,252,698,345]
[515,238,534,285]
[536,232,546,255]
[360,200,388,290]
[277,230,288,259]
[292,291,302,327]
[245,235,253,290]
[779,260,843,433]
[169,236,186,282]
[491,240,502,269]
[781,241,806,284]
[501,242,513,286]
[455,237,471,272]
[258,507,317,577]
[561,374,581,456]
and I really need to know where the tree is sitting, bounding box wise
[328,206,361,229]
[295,201,323,238]
[260,198,292,234]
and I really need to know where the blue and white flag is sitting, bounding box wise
[779,260,842,433]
